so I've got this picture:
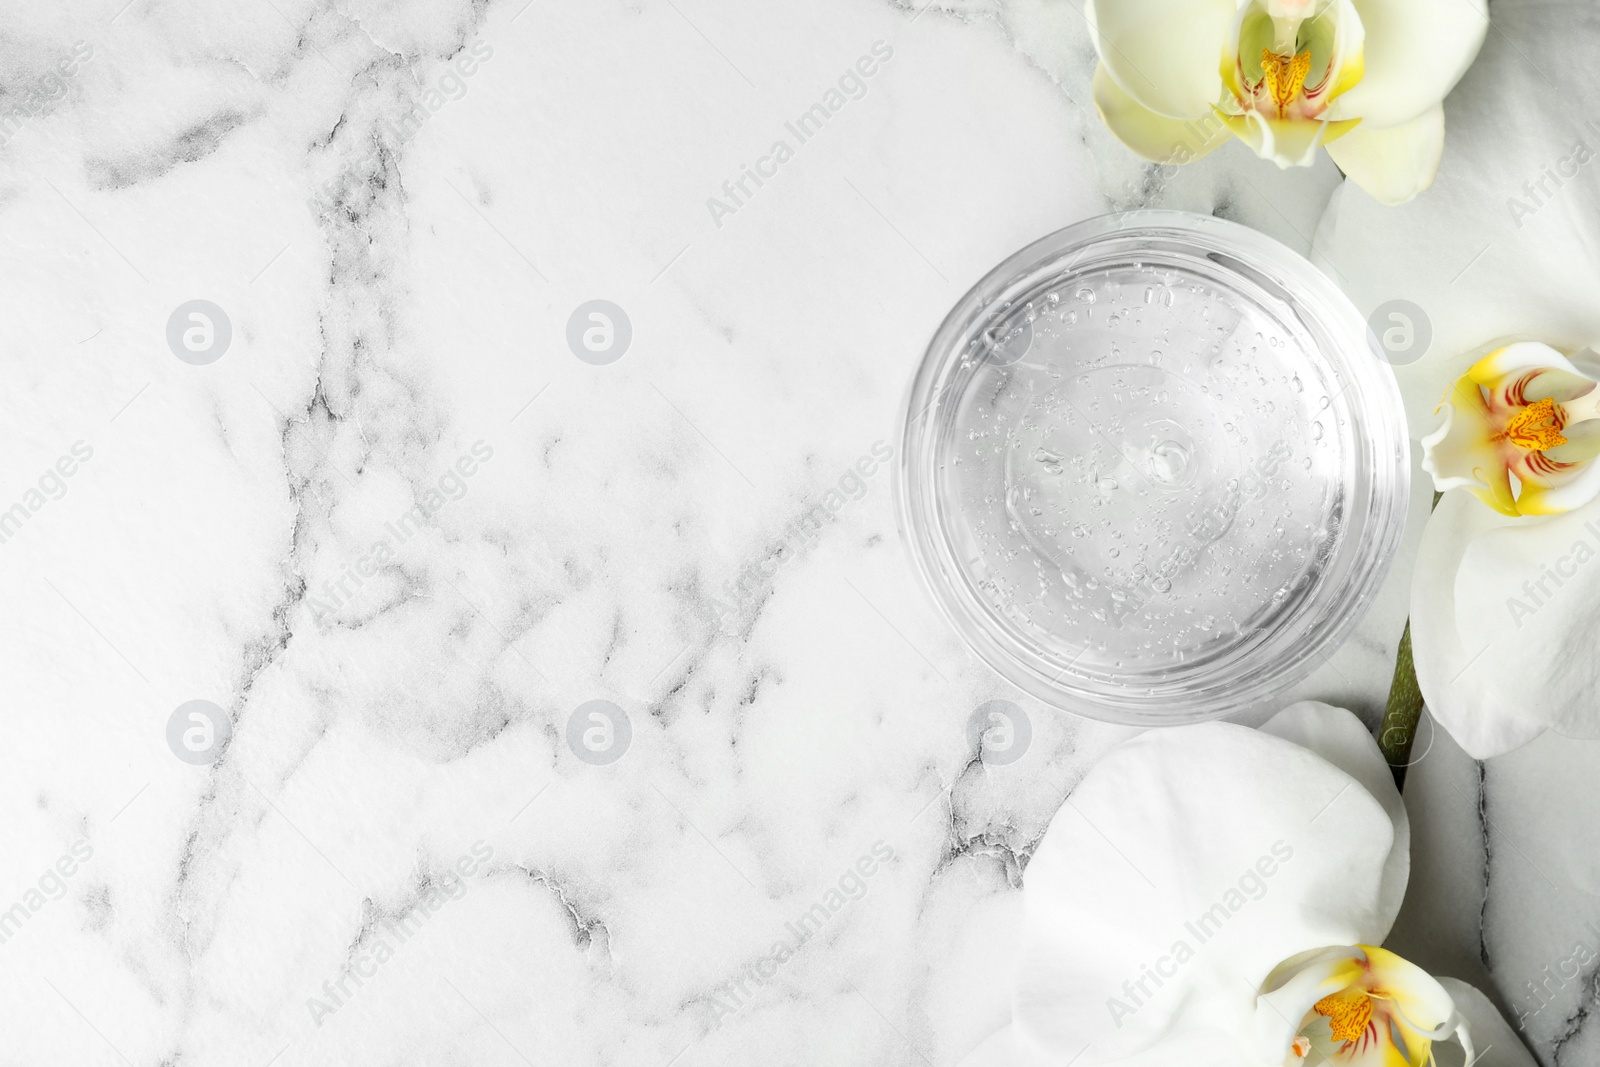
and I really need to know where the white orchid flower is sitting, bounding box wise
[1085,0,1487,203]
[956,702,1532,1067]
[1313,0,1600,756]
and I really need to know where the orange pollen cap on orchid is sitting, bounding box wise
[1313,987,1375,1043]
[1261,48,1313,115]
[1492,396,1568,451]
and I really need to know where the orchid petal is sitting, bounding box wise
[951,1024,1056,1067]
[1524,368,1599,404]
[1545,420,1600,465]
[1085,0,1236,119]
[1325,104,1445,204]
[1363,945,1459,1041]
[1508,449,1600,515]
[1093,64,1230,163]
[1013,708,1400,1063]
[1337,0,1488,127]
[1410,490,1600,757]
[1323,2,1366,104]
[1432,978,1540,1067]
[1218,109,1360,167]
[1421,371,1519,514]
[1259,701,1409,933]
[1473,340,1594,388]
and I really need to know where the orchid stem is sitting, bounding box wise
[1377,491,1442,790]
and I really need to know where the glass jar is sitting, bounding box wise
[895,211,1409,725]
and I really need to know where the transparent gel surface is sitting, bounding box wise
[951,267,1340,676]
[898,213,1408,724]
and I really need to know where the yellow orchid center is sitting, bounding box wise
[1222,1,1362,126]
[1422,342,1600,517]
[1493,396,1568,451]
[1270,945,1466,1067]
[1204,0,1368,169]
[1261,48,1313,117]
[1312,986,1374,1043]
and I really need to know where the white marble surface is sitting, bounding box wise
[1,1,1589,1064]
